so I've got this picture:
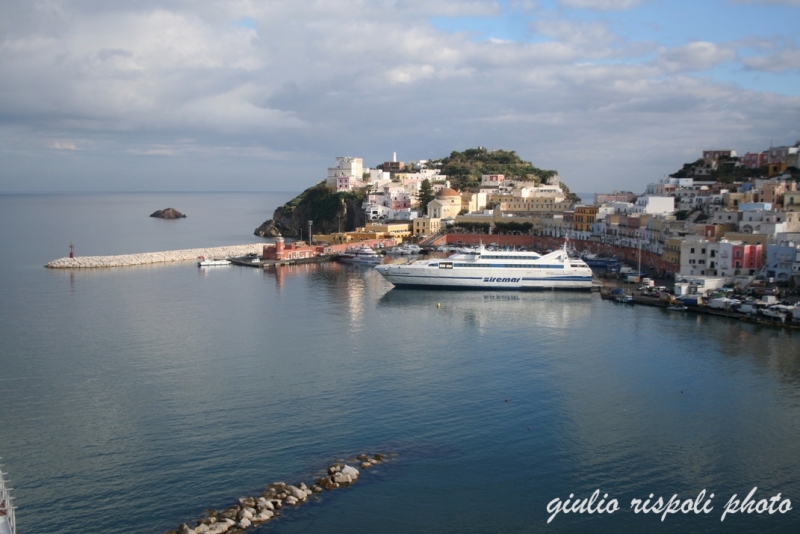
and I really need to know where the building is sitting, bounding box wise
[594,191,637,204]
[427,187,462,219]
[765,240,800,283]
[263,236,326,261]
[326,157,363,192]
[631,195,675,215]
[481,174,505,186]
[703,150,737,161]
[573,206,599,233]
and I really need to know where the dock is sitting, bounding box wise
[599,288,800,330]
[45,244,264,268]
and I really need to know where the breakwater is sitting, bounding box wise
[168,453,390,534]
[44,244,264,269]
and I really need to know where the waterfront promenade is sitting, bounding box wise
[44,244,263,268]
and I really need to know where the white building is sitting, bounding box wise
[765,240,800,283]
[631,195,675,215]
[326,157,364,192]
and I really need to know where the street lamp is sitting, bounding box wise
[308,220,313,244]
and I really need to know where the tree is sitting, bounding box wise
[418,179,435,214]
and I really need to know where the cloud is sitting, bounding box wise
[742,47,800,72]
[0,0,799,193]
[558,0,643,9]
[656,41,738,73]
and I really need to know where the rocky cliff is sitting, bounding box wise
[254,183,366,238]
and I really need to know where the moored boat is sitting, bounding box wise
[338,246,383,265]
[197,256,231,266]
[375,241,593,290]
[0,462,15,534]
[385,244,421,256]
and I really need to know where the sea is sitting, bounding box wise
[1,192,799,534]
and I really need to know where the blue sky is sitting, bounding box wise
[1,0,799,193]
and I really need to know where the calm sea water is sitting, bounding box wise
[1,193,799,534]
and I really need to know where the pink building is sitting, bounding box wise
[731,243,763,272]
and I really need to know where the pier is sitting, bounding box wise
[45,244,264,269]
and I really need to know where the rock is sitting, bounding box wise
[341,465,359,479]
[287,485,307,500]
[285,495,299,505]
[360,462,372,469]
[357,454,370,461]
[373,453,386,461]
[237,508,253,520]
[177,524,196,534]
[254,510,274,522]
[238,518,251,529]
[195,525,210,534]
[150,207,186,219]
[238,497,256,508]
[333,471,351,484]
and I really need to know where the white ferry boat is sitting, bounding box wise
[375,242,593,290]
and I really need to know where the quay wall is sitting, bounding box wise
[45,244,264,269]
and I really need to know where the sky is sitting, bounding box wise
[1,0,799,194]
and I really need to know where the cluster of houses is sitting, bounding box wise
[317,144,800,287]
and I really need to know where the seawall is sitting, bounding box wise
[45,244,264,269]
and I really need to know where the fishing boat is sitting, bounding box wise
[374,241,593,290]
[338,246,383,265]
[197,256,231,266]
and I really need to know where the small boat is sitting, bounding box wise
[666,304,687,311]
[615,294,634,304]
[338,246,383,265]
[198,256,231,266]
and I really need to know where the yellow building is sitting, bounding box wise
[662,238,682,265]
[427,187,462,219]
[573,206,599,232]
[785,191,800,211]
[365,222,412,241]
[413,217,442,236]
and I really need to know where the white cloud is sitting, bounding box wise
[558,0,643,9]
[657,41,737,73]
[742,47,800,72]
[0,0,799,193]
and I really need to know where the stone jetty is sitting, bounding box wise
[166,453,391,534]
[45,245,264,269]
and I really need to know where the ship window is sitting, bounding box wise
[439,262,453,269]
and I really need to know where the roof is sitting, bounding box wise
[437,187,459,197]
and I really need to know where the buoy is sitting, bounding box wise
[437,302,441,308]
